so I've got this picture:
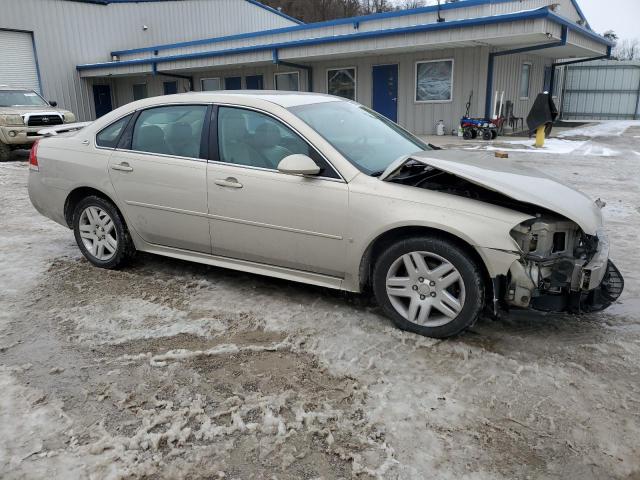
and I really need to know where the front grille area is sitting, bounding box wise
[27,114,63,127]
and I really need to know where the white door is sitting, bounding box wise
[0,30,40,92]
[108,104,212,253]
[208,106,348,277]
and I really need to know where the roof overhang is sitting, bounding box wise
[77,6,612,78]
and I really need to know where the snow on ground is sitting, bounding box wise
[463,121,640,156]
[556,120,640,138]
[1,124,640,479]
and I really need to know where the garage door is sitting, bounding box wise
[0,30,40,93]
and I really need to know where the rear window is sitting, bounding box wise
[96,115,131,149]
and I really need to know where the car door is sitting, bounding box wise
[108,104,212,253]
[207,105,348,278]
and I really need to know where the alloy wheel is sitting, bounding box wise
[385,251,466,327]
[78,206,118,261]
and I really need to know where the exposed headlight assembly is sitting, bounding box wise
[63,112,76,123]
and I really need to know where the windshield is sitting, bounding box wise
[0,90,49,107]
[289,101,429,175]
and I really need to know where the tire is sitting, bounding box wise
[491,129,498,139]
[471,129,478,139]
[372,236,485,338]
[482,129,493,141]
[462,129,473,140]
[72,195,135,269]
[0,142,11,162]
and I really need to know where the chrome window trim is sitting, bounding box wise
[113,147,208,163]
[213,102,346,183]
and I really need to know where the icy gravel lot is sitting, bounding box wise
[1,123,639,479]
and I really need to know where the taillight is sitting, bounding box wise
[29,140,39,171]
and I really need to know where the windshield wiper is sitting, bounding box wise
[370,169,386,177]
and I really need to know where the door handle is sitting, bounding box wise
[111,162,133,172]
[81,139,90,146]
[214,177,243,189]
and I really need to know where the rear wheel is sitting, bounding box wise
[372,236,484,338]
[72,195,134,269]
[482,129,493,141]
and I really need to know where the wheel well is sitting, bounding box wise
[64,187,118,228]
[358,226,492,295]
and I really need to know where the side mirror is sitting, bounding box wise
[277,154,320,176]
[49,101,57,107]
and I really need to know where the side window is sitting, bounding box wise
[217,106,338,178]
[131,105,207,159]
[96,114,132,148]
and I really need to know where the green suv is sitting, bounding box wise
[0,85,76,161]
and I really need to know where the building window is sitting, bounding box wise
[132,83,147,101]
[415,59,453,102]
[246,75,264,90]
[520,63,531,99]
[275,72,299,91]
[201,78,221,91]
[163,81,178,95]
[327,67,356,100]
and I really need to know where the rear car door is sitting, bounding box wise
[107,104,212,253]
[207,105,348,278]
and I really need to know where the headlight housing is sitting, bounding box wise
[63,112,76,123]
[0,114,25,126]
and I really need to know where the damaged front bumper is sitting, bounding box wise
[505,227,624,314]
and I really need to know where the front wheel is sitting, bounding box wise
[72,195,135,269]
[372,236,485,338]
[0,142,11,162]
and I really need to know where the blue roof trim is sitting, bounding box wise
[111,0,532,57]
[80,7,612,72]
[244,0,303,25]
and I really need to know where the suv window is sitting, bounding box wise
[131,105,207,159]
[96,114,132,148]
[217,106,338,178]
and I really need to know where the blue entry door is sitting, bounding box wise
[372,64,398,122]
[245,75,264,90]
[225,76,242,90]
[92,84,112,118]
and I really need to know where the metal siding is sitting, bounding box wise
[1,0,296,120]
[492,52,552,122]
[561,60,640,120]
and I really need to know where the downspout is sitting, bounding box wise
[548,45,611,98]
[484,26,568,119]
[152,62,194,91]
[272,49,313,92]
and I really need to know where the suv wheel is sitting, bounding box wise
[72,195,135,269]
[0,142,11,162]
[372,236,484,338]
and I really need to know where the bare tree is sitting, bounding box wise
[613,38,640,61]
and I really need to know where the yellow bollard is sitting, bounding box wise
[534,125,545,148]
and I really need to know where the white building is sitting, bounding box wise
[2,0,611,134]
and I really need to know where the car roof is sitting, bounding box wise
[132,91,345,109]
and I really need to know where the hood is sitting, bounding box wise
[380,150,603,235]
[0,105,68,115]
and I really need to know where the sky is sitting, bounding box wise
[578,0,639,40]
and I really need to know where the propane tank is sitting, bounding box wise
[436,120,445,136]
